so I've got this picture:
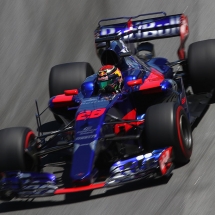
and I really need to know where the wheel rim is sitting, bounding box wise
[179,115,192,149]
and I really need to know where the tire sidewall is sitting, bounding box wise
[0,127,37,171]
[174,105,193,163]
[145,102,193,164]
[49,62,95,123]
[188,39,215,93]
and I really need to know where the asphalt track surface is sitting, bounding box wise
[1,1,215,214]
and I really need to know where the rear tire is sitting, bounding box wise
[0,127,38,171]
[188,39,215,93]
[145,102,193,164]
[49,62,94,123]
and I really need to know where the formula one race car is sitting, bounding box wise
[1,12,215,201]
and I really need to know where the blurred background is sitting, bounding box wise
[1,0,215,214]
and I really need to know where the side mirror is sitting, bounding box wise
[64,89,78,95]
[127,79,143,87]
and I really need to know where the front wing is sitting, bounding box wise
[0,147,173,200]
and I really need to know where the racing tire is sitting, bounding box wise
[188,39,215,93]
[145,102,193,164]
[49,62,95,123]
[0,127,39,172]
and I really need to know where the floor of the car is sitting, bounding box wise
[187,92,213,124]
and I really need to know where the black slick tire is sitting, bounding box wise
[0,127,38,171]
[49,62,94,97]
[49,62,94,123]
[145,102,193,164]
[188,39,215,93]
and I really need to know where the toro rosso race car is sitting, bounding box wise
[1,12,215,200]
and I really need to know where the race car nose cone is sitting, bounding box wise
[71,143,96,186]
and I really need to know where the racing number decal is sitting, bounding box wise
[76,108,106,121]
[76,110,91,121]
[90,108,106,118]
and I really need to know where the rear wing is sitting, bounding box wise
[95,12,189,59]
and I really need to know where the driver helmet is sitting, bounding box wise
[97,65,122,89]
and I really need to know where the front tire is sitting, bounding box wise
[49,62,94,123]
[0,127,38,171]
[145,102,193,164]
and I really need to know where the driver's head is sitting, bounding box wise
[97,65,122,89]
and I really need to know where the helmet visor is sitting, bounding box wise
[98,80,112,89]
